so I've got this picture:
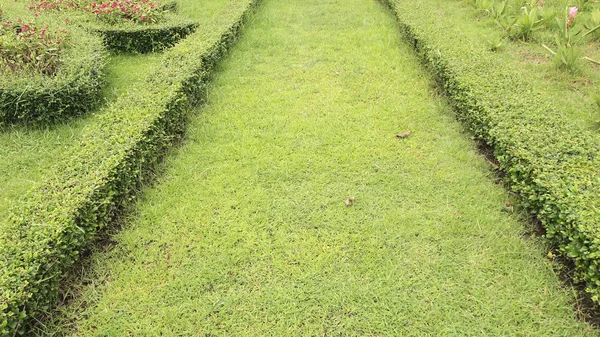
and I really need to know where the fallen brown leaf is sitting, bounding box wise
[395,131,411,139]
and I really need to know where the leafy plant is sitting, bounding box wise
[583,8,600,40]
[542,6,600,72]
[485,34,506,51]
[507,3,554,40]
[489,0,512,28]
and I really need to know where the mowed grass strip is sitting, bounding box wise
[0,0,233,219]
[52,0,596,335]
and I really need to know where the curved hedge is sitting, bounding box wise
[381,0,600,304]
[90,13,198,53]
[0,0,259,335]
[0,26,106,126]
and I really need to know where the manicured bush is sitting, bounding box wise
[381,0,600,304]
[91,13,198,53]
[0,18,105,126]
[0,0,259,335]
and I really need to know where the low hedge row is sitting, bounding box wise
[161,1,179,12]
[381,0,600,303]
[0,25,106,126]
[0,0,259,335]
[89,13,198,53]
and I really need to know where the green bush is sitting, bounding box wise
[91,13,198,53]
[0,0,258,335]
[381,0,600,304]
[0,21,106,126]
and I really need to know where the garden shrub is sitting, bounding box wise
[90,13,198,53]
[0,0,259,335]
[381,0,600,305]
[0,17,105,126]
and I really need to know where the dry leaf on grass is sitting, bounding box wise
[395,131,411,139]
[345,196,356,207]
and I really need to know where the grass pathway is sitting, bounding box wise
[50,0,596,335]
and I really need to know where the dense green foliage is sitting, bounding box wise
[383,0,600,305]
[0,25,105,126]
[91,13,198,53]
[0,0,257,335]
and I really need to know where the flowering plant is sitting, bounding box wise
[542,6,600,72]
[566,6,577,29]
[0,19,69,75]
[30,0,164,25]
[87,0,164,25]
[29,0,83,12]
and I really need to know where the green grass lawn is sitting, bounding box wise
[41,0,598,335]
[0,0,232,219]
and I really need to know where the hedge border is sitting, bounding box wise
[0,26,106,126]
[380,0,600,305]
[0,0,259,335]
[91,13,198,53]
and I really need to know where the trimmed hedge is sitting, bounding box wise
[381,0,600,303]
[90,13,198,53]
[0,0,258,335]
[0,26,106,126]
[161,1,179,12]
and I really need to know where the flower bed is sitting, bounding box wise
[0,17,105,126]
[0,19,68,75]
[31,0,197,53]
